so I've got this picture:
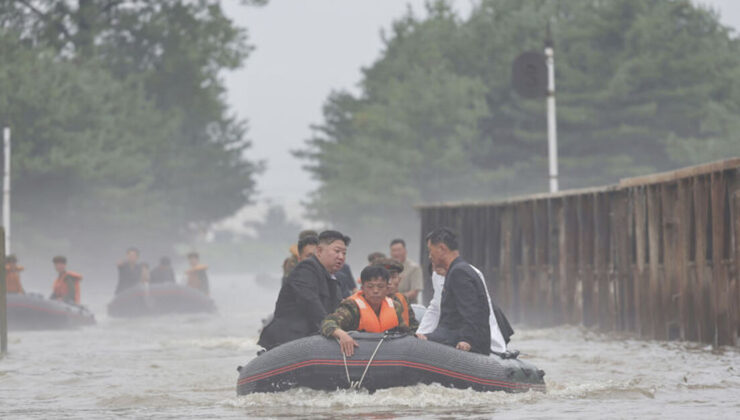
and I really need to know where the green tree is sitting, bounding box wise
[298,0,740,246]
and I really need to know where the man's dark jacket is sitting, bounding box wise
[432,257,491,354]
[258,255,341,350]
[115,263,143,294]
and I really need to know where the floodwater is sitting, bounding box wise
[1,274,738,419]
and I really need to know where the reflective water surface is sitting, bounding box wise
[1,274,738,419]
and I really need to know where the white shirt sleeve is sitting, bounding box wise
[416,272,444,334]
[469,265,507,353]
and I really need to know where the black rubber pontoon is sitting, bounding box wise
[237,332,545,394]
[107,283,216,317]
[6,293,96,330]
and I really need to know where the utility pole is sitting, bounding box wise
[1,228,7,355]
[545,23,559,193]
[2,128,9,252]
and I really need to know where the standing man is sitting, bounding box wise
[376,258,419,331]
[5,255,25,294]
[115,247,145,294]
[389,239,423,303]
[282,230,318,279]
[259,230,350,351]
[185,252,209,295]
[417,228,498,355]
[50,256,83,305]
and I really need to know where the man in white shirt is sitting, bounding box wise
[417,259,512,355]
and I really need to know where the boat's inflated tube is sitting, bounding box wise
[236,331,545,394]
[6,292,96,330]
[107,283,216,317]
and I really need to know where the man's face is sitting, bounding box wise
[298,244,317,262]
[427,240,447,270]
[54,262,66,273]
[387,271,401,295]
[362,277,388,306]
[126,251,139,264]
[316,239,346,274]
[390,243,406,263]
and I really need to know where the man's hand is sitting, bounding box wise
[416,333,427,340]
[333,329,359,357]
[456,341,471,351]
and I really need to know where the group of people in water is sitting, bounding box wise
[259,227,514,357]
[3,248,211,306]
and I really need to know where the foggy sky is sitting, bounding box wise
[221,0,740,230]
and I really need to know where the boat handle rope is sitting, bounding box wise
[339,333,387,390]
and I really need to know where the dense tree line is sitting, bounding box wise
[298,0,740,246]
[0,1,263,265]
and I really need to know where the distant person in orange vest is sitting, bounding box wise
[321,265,416,356]
[5,254,25,294]
[50,255,83,305]
[282,230,319,280]
[185,252,209,295]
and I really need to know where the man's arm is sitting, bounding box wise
[289,264,331,331]
[320,300,360,356]
[450,271,489,349]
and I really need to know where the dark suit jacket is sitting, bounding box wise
[258,255,341,350]
[435,257,491,354]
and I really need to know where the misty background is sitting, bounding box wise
[2,0,739,295]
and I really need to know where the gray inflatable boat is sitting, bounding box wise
[237,331,545,395]
[6,292,96,330]
[107,283,216,317]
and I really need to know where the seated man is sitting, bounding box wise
[418,227,492,355]
[150,257,176,284]
[259,230,350,351]
[5,254,25,294]
[50,256,83,305]
[375,258,419,331]
[321,265,415,356]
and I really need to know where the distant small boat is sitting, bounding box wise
[237,331,545,394]
[107,282,216,317]
[6,293,96,330]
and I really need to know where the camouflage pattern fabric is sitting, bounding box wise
[320,296,417,337]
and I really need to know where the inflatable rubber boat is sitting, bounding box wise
[237,331,545,395]
[6,292,96,330]
[107,282,216,317]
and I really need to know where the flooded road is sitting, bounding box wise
[1,274,738,419]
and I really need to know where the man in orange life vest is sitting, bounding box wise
[320,265,417,356]
[375,258,419,331]
[185,252,209,295]
[50,255,83,305]
[5,254,25,294]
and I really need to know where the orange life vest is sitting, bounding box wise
[395,292,410,326]
[52,271,82,305]
[5,264,25,294]
[353,293,399,333]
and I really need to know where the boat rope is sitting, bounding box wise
[339,333,388,390]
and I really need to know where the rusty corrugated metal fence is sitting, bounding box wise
[418,158,740,347]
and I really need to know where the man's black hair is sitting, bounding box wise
[425,227,459,251]
[6,254,17,263]
[160,257,171,266]
[318,230,350,246]
[126,247,140,255]
[390,238,406,248]
[297,235,319,254]
[52,255,67,264]
[360,265,390,283]
[187,252,199,259]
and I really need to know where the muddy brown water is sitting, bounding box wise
[1,274,738,419]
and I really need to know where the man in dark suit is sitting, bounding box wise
[258,230,350,351]
[418,227,492,355]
